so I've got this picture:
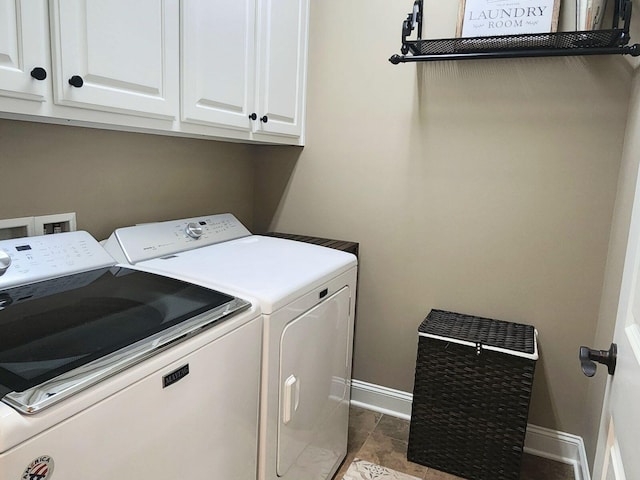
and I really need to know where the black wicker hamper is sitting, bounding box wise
[407,310,538,480]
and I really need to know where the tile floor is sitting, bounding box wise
[332,406,576,480]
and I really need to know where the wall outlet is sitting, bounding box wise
[34,212,77,236]
[0,217,36,240]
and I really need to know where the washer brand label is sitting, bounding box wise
[21,455,54,480]
[163,364,189,388]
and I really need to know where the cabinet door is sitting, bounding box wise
[255,0,309,138]
[0,0,49,102]
[181,0,256,130]
[49,0,178,119]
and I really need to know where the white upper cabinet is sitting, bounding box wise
[254,0,308,139]
[49,0,179,119]
[181,0,309,143]
[0,0,50,103]
[181,0,256,131]
[0,0,308,145]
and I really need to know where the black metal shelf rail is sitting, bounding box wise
[390,0,640,63]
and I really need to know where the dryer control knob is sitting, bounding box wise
[185,222,203,239]
[0,250,11,276]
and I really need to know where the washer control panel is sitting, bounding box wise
[104,213,252,264]
[0,231,116,290]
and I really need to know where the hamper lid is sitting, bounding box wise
[418,309,538,360]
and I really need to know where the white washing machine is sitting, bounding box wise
[104,213,358,480]
[0,231,262,480]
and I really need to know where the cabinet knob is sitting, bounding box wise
[260,115,268,123]
[249,113,257,121]
[30,67,47,81]
[68,75,84,88]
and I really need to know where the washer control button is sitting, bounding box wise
[185,222,203,239]
[0,250,11,276]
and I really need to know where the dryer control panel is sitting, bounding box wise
[104,213,252,264]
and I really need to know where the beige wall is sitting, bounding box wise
[0,119,255,240]
[254,0,632,438]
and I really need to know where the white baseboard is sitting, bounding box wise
[350,379,413,420]
[523,424,591,480]
[350,379,590,480]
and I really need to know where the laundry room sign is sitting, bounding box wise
[457,0,561,37]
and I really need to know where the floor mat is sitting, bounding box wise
[341,458,422,480]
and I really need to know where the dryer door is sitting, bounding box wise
[276,286,351,477]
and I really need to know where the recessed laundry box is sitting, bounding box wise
[407,309,538,480]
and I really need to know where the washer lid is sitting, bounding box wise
[0,266,249,413]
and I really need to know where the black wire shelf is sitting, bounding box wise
[390,0,640,63]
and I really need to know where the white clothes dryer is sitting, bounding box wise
[104,213,358,480]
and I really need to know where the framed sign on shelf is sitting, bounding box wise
[456,0,561,38]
